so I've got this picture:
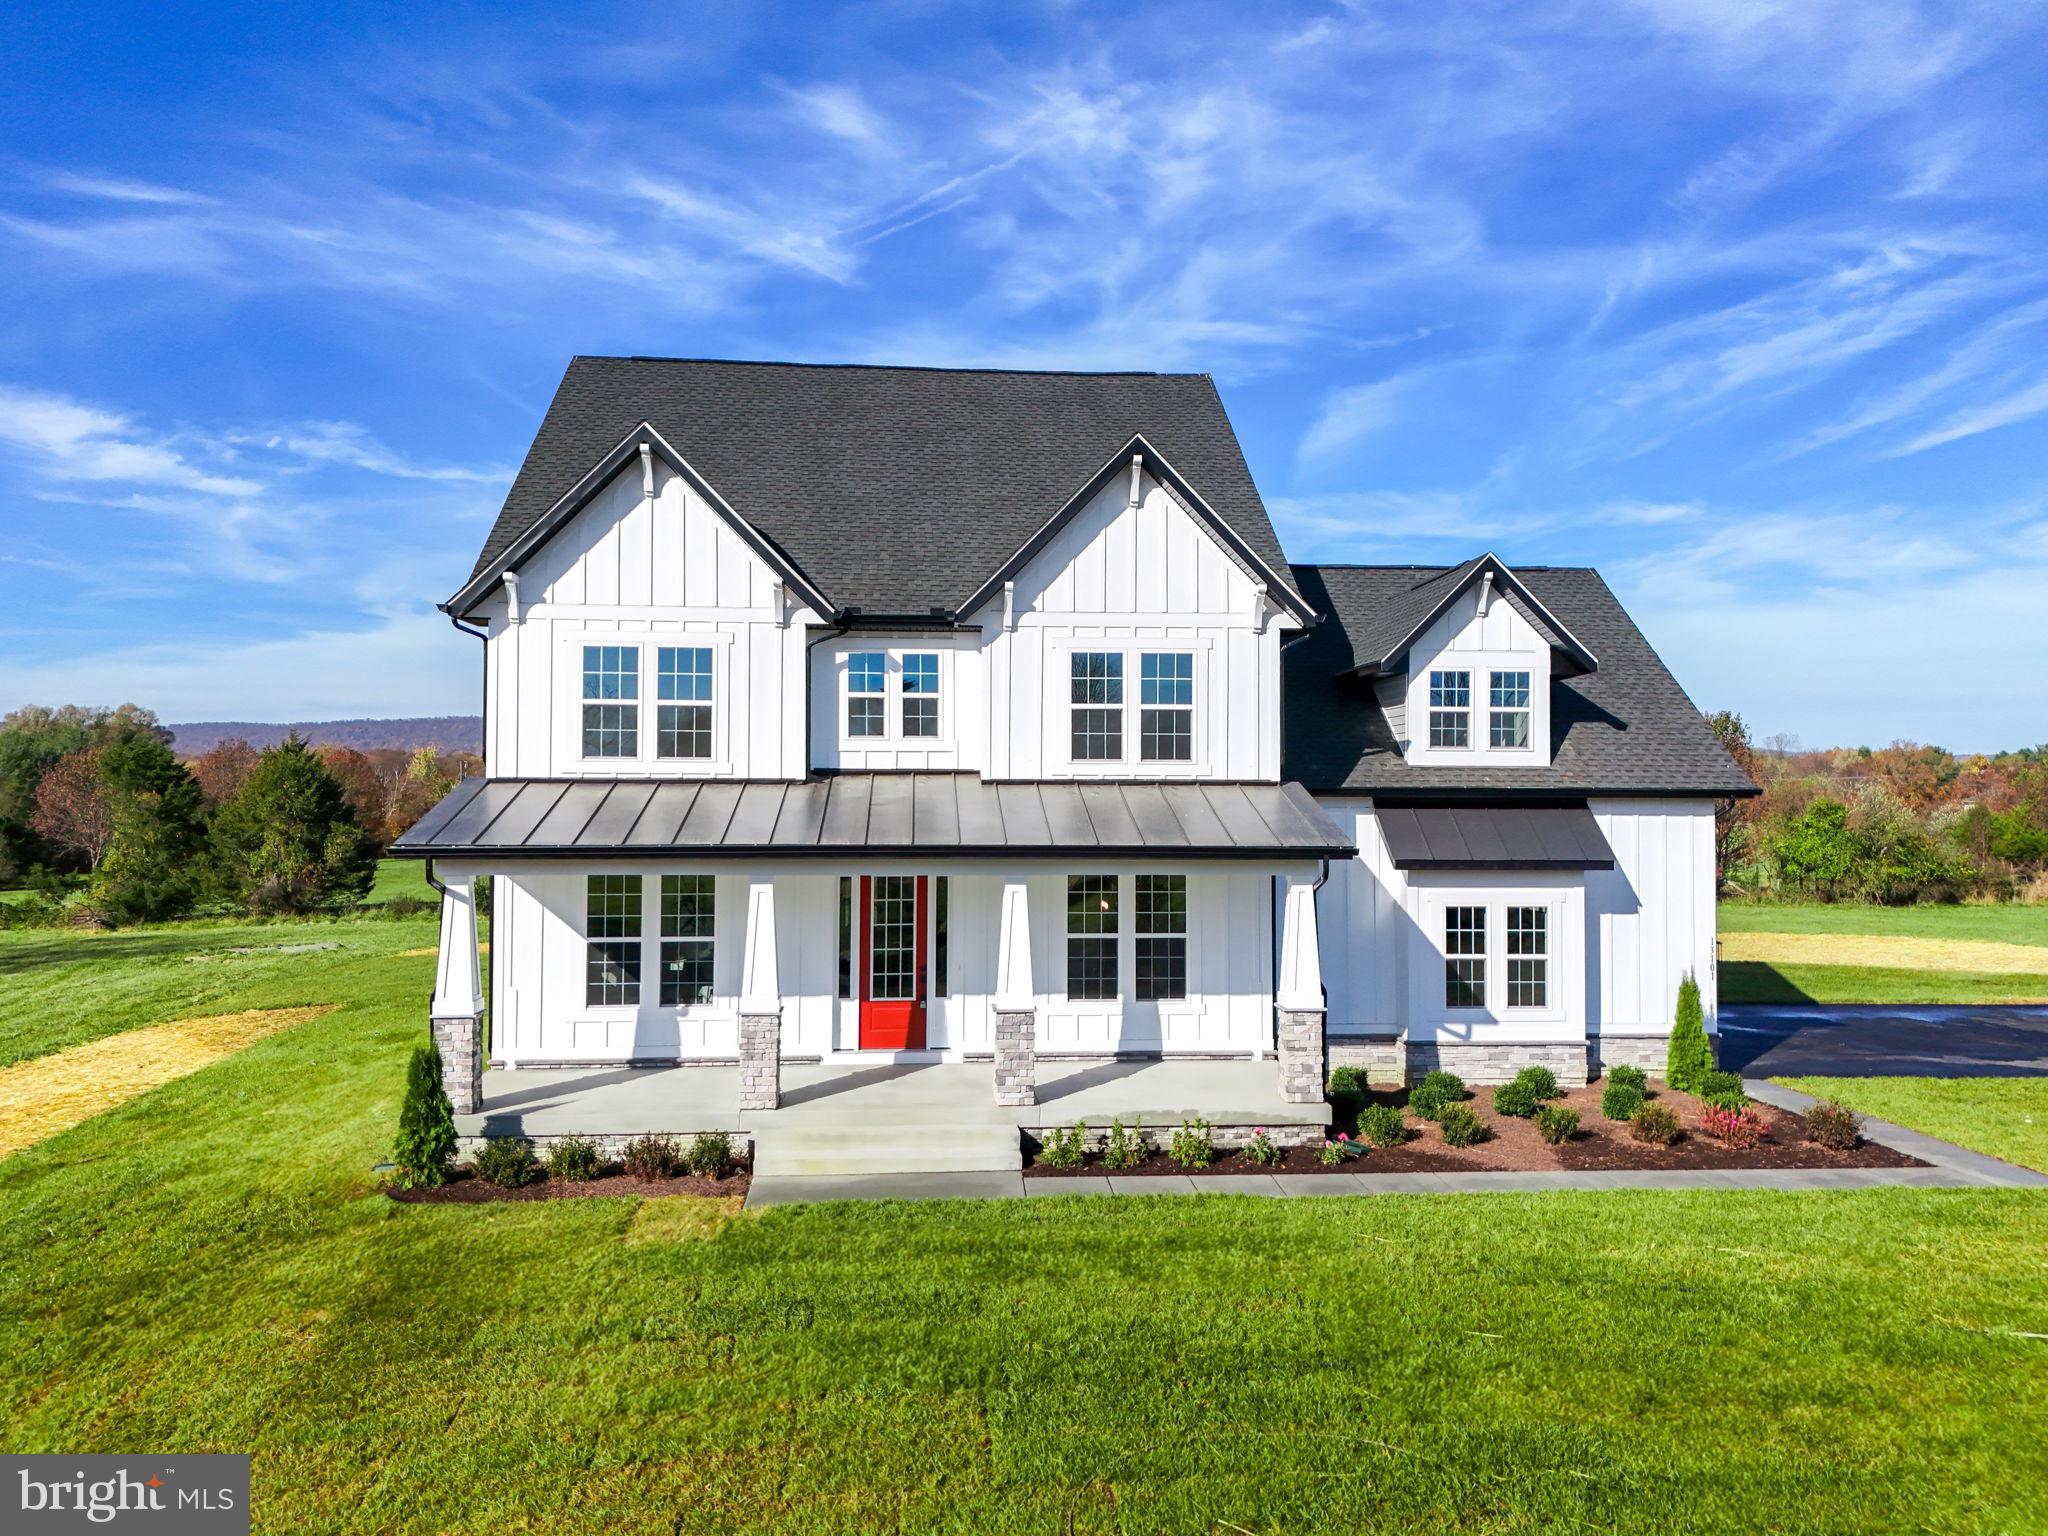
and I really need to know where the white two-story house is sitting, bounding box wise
[396,358,1754,1121]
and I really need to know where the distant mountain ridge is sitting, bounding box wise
[168,717,482,756]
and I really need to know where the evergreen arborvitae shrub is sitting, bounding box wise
[1666,972,1713,1093]
[392,1041,456,1189]
[1602,1081,1645,1122]
[1607,1065,1648,1094]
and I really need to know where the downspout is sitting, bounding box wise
[804,616,853,776]
[449,612,489,775]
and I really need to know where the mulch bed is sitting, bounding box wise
[386,1166,751,1203]
[1024,1083,1922,1176]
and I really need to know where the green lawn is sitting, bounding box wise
[1774,1076,2048,1173]
[1721,960,2048,1006]
[367,856,434,905]
[1,923,2045,1531]
[1719,901,2048,946]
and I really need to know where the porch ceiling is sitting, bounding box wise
[393,773,1356,860]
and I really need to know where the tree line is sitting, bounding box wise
[0,703,479,927]
[1708,713,2048,904]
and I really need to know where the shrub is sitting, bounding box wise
[1607,1065,1648,1094]
[208,735,377,914]
[1699,1070,1744,1099]
[621,1134,682,1179]
[391,1040,456,1189]
[1493,1080,1540,1118]
[1170,1116,1215,1169]
[379,894,435,918]
[1327,1066,1367,1098]
[1805,1100,1862,1151]
[1358,1103,1408,1148]
[1039,1122,1087,1170]
[1103,1118,1147,1171]
[1666,972,1713,1093]
[1238,1127,1282,1167]
[1409,1070,1467,1121]
[1316,1134,1360,1166]
[1536,1105,1580,1144]
[1702,1088,1750,1113]
[1630,1103,1681,1146]
[471,1137,538,1188]
[686,1130,736,1178]
[1602,1082,1645,1122]
[1701,1103,1769,1150]
[544,1136,603,1182]
[1511,1065,1560,1100]
[1437,1102,1487,1147]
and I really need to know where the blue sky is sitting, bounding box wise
[2,0,2045,750]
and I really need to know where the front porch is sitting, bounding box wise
[455,1057,1333,1174]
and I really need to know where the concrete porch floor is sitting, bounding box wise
[457,1058,1331,1141]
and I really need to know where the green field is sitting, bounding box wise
[1774,1076,2048,1173]
[1719,902,2048,946]
[1,918,2045,1531]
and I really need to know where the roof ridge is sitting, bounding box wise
[582,354,1199,380]
[1291,561,1594,575]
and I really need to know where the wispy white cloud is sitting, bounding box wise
[1298,374,1421,461]
[0,385,259,497]
[1895,376,2048,455]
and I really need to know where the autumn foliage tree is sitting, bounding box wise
[189,737,260,807]
[29,747,114,871]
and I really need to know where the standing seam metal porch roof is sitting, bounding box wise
[392,774,1356,858]
[1375,803,1615,870]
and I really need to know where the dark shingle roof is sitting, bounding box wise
[1334,554,1591,675]
[1283,564,1757,797]
[462,357,1297,617]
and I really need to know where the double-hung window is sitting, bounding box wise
[846,652,886,737]
[1444,905,1486,1008]
[582,646,639,757]
[901,652,940,737]
[659,874,715,1006]
[1070,653,1123,760]
[1134,874,1187,1001]
[586,875,641,1006]
[1489,670,1531,748]
[1506,906,1548,1008]
[1066,875,1119,999]
[1138,652,1193,761]
[1429,669,1470,749]
[656,646,713,759]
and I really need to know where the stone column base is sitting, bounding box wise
[994,1008,1036,1106]
[1328,1035,1407,1088]
[738,1011,782,1111]
[1276,1008,1326,1104]
[431,1012,483,1115]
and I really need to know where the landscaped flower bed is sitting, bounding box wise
[386,1165,750,1203]
[386,1130,751,1202]
[1023,1076,1922,1177]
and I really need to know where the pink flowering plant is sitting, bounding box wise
[1700,1102,1769,1150]
[1316,1131,1361,1166]
[1239,1127,1283,1167]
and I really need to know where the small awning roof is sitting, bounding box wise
[393,774,1356,860]
[1375,802,1614,870]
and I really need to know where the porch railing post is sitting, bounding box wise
[1275,871,1326,1105]
[430,869,484,1115]
[738,877,782,1111]
[993,878,1037,1107]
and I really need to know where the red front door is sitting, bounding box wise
[859,874,928,1050]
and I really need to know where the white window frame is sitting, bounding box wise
[657,873,718,1009]
[1052,641,1210,774]
[1414,889,1570,1026]
[1489,669,1532,751]
[655,645,716,761]
[1428,669,1471,751]
[584,873,642,1010]
[558,631,735,774]
[838,648,949,747]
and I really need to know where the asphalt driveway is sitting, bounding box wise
[1719,1004,2048,1077]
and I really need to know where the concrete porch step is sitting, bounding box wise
[752,1121,1022,1176]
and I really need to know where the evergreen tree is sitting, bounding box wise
[392,1040,456,1189]
[90,735,207,925]
[209,734,378,914]
[1666,971,1713,1091]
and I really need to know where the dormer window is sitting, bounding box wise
[1489,670,1531,748]
[1428,670,1470,748]
[847,652,887,737]
[901,653,940,737]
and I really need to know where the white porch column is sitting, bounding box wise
[430,869,484,1115]
[1275,871,1326,1105]
[738,877,782,1111]
[992,878,1036,1107]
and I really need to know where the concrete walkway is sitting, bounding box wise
[743,1075,2048,1207]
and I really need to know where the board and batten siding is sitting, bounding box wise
[477,460,818,780]
[1399,586,1553,768]
[973,468,1290,782]
[1311,797,1718,1038]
